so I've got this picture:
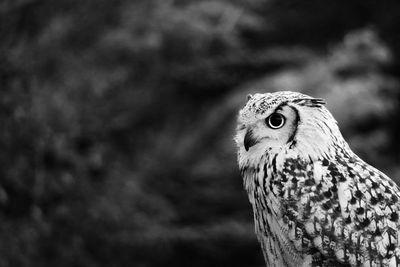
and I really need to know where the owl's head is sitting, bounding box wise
[235,91,348,163]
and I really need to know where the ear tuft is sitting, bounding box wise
[293,98,326,107]
[247,94,253,101]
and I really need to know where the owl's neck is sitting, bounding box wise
[239,141,354,206]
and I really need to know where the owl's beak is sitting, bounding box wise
[244,128,259,151]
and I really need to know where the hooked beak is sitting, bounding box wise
[244,128,259,151]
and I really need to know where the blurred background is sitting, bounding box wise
[1,0,400,266]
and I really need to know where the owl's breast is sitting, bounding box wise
[243,155,315,267]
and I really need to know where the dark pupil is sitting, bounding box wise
[270,114,282,127]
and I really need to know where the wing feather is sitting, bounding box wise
[276,155,400,266]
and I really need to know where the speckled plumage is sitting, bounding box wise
[235,91,400,267]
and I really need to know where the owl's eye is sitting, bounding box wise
[266,113,285,129]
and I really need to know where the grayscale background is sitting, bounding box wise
[1,1,400,266]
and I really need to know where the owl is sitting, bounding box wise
[235,91,400,267]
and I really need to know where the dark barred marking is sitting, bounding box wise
[287,105,300,149]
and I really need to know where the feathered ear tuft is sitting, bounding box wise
[292,98,326,108]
